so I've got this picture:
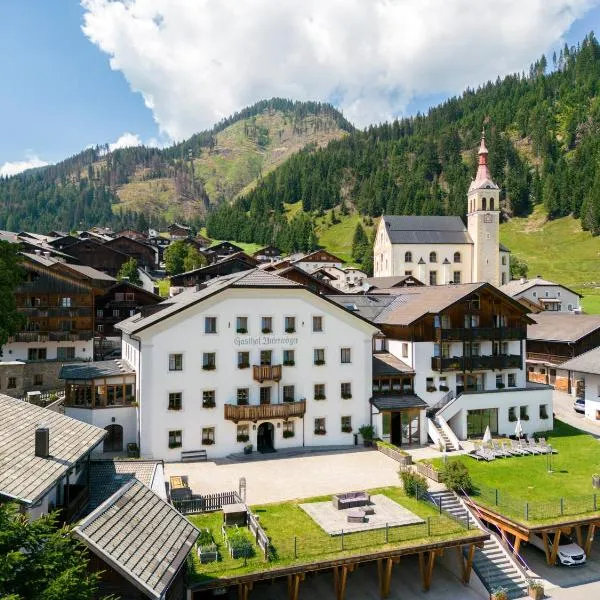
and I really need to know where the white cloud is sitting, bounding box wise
[108,131,142,151]
[81,0,598,138]
[0,155,49,177]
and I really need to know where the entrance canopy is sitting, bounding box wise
[371,395,427,411]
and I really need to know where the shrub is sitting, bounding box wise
[358,424,374,440]
[227,528,255,558]
[442,461,473,494]
[197,529,213,547]
[400,470,428,498]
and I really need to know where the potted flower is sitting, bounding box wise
[202,438,215,445]
[359,424,375,447]
[236,327,248,334]
[491,587,508,600]
[243,443,253,455]
[285,327,296,333]
[314,428,326,435]
[527,579,544,600]
[314,359,325,366]
[439,385,449,392]
[341,392,352,399]
[262,327,272,334]
[283,359,295,366]
[341,425,353,433]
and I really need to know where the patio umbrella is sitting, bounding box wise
[515,418,523,439]
[482,425,492,445]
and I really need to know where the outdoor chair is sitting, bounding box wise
[526,439,544,454]
[491,441,511,458]
[474,448,495,461]
[509,440,529,455]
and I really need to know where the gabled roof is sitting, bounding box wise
[119,268,378,336]
[365,275,425,289]
[169,252,258,282]
[0,394,106,505]
[294,249,344,263]
[381,216,473,245]
[500,277,582,299]
[527,313,600,343]
[73,479,199,600]
[373,353,414,375]
[559,347,600,375]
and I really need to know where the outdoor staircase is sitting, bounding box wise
[433,423,454,452]
[429,491,528,600]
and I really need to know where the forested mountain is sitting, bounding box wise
[207,33,600,251]
[0,99,351,232]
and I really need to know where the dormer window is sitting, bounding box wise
[429,252,437,263]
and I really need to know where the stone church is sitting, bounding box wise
[373,132,511,287]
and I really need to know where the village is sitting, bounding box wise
[2,136,600,600]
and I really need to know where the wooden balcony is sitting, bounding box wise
[431,355,522,372]
[437,326,526,341]
[252,364,282,382]
[526,352,572,366]
[224,400,306,423]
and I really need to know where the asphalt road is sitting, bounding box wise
[552,390,600,437]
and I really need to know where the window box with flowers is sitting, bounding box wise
[285,327,296,334]
[283,360,295,366]
[439,385,449,392]
[314,360,326,366]
[262,328,272,334]
[314,394,326,401]
[202,438,215,445]
[237,434,250,443]
[202,364,216,371]
[282,430,295,439]
[236,328,248,334]
[314,429,326,436]
[426,386,437,393]
[496,382,505,389]
[202,399,216,409]
[168,442,181,449]
[238,363,250,370]
[341,392,352,399]
[341,425,353,433]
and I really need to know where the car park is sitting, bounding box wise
[528,532,586,566]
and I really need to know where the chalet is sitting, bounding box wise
[104,235,158,269]
[318,266,369,293]
[330,283,552,445]
[73,479,198,600]
[65,238,131,277]
[252,245,284,263]
[293,249,344,274]
[115,229,148,243]
[0,253,115,395]
[500,277,582,313]
[269,264,340,295]
[168,223,192,240]
[0,393,106,520]
[526,313,600,392]
[203,241,245,264]
[169,253,258,289]
[95,281,163,338]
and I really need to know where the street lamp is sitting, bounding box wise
[546,444,553,473]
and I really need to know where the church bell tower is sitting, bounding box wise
[467,129,500,286]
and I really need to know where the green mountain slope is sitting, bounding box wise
[0,99,351,231]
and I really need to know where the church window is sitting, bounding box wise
[429,252,437,263]
[453,252,461,263]
[429,271,438,286]
[405,251,412,263]
[490,198,495,210]
[482,197,487,210]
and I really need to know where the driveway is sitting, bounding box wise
[164,448,402,504]
[552,390,600,437]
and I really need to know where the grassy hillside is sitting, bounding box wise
[114,111,347,220]
[500,205,600,313]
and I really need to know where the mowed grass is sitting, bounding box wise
[430,421,600,523]
[500,205,600,312]
[188,486,469,581]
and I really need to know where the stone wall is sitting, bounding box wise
[0,363,26,398]
[0,361,71,398]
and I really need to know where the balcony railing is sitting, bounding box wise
[526,352,572,365]
[431,354,522,371]
[224,400,306,422]
[252,364,282,382]
[437,326,526,341]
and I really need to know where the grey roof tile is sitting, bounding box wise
[371,395,428,410]
[527,313,600,342]
[74,480,199,600]
[382,215,473,245]
[59,360,135,381]
[559,347,600,374]
[0,394,106,504]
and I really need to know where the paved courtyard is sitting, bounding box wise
[300,494,424,535]
[164,448,405,504]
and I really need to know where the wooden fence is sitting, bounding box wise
[173,491,240,514]
[248,512,270,560]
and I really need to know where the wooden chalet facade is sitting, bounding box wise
[169,253,258,287]
[104,236,157,269]
[95,282,162,338]
[65,239,130,277]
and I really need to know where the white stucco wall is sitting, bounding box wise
[515,285,581,312]
[1,340,93,362]
[132,287,377,460]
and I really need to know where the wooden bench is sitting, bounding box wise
[181,449,207,462]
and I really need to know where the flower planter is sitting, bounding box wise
[314,430,326,436]
[262,329,272,334]
[285,328,296,334]
[243,445,253,454]
[528,586,544,600]
[202,402,216,409]
[314,360,325,366]
[238,364,250,369]
[282,431,295,439]
[202,365,216,371]
[237,435,249,443]
[236,329,248,334]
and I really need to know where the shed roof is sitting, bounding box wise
[59,360,135,381]
[373,353,415,375]
[382,216,473,245]
[0,394,106,505]
[559,347,600,375]
[73,479,199,600]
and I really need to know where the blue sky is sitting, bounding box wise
[2,1,600,173]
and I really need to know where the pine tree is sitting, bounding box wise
[351,223,369,262]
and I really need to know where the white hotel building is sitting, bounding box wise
[69,269,378,460]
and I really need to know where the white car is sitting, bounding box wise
[574,398,585,414]
[528,532,586,566]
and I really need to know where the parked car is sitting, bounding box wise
[102,348,122,360]
[528,532,586,566]
[574,397,585,414]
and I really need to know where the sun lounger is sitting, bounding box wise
[526,438,544,454]
[491,441,512,458]
[510,440,529,455]
[475,448,495,461]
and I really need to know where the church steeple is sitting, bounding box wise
[469,128,498,194]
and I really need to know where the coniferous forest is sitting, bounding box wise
[3,35,600,251]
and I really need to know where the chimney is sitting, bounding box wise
[43,251,51,258]
[35,427,50,458]
[34,249,41,255]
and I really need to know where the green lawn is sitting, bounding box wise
[500,205,600,313]
[188,487,470,582]
[157,278,170,297]
[430,421,600,524]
